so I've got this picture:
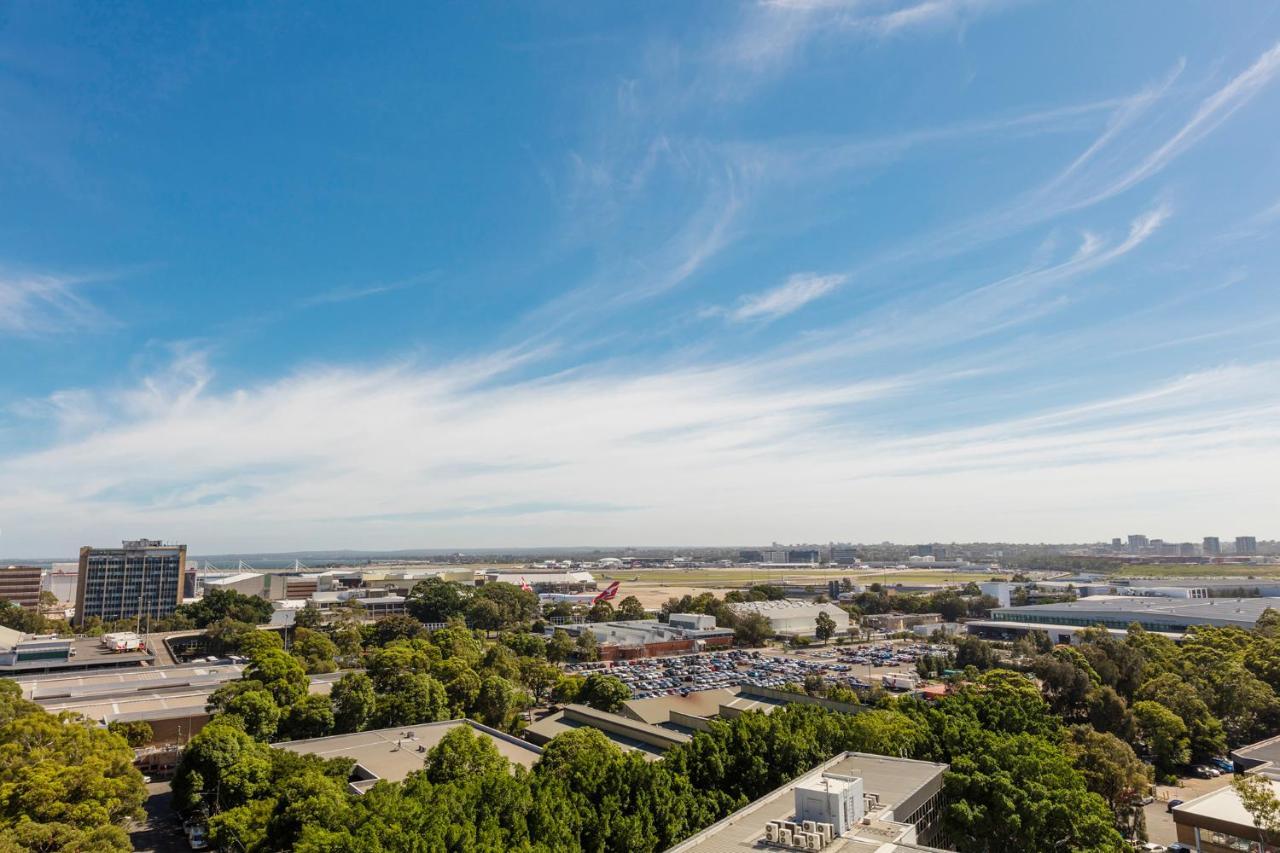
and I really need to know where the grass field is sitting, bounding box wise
[597,567,971,587]
[1109,563,1280,579]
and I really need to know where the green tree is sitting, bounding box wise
[180,587,275,628]
[474,676,523,729]
[953,635,998,671]
[734,613,775,647]
[815,611,837,642]
[519,658,562,704]
[546,628,574,663]
[0,682,146,853]
[291,627,339,674]
[574,630,600,662]
[586,600,616,622]
[285,694,336,740]
[422,724,508,783]
[616,595,649,621]
[235,626,285,658]
[1134,673,1227,759]
[1131,700,1190,780]
[293,600,324,629]
[406,577,472,624]
[578,673,631,713]
[330,672,377,734]
[469,582,539,631]
[1066,725,1153,840]
[244,649,309,707]
[107,719,154,748]
[370,614,428,646]
[372,673,449,728]
[224,688,283,741]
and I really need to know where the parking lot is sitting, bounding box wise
[564,639,951,700]
[1143,772,1234,847]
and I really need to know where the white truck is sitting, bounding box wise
[881,673,919,691]
[101,632,143,653]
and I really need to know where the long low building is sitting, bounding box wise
[280,721,544,792]
[986,595,1280,633]
[727,600,850,638]
[557,617,734,661]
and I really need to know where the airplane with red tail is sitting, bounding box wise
[539,580,621,605]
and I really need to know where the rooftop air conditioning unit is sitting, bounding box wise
[778,829,792,846]
[793,831,810,848]
[816,822,834,843]
[765,822,779,843]
[802,820,817,834]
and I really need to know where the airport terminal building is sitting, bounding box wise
[968,595,1280,643]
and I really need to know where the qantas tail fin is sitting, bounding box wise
[593,581,621,603]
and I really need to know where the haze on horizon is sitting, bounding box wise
[2,3,1279,557]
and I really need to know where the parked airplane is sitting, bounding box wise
[539,581,621,605]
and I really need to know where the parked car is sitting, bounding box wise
[186,823,209,850]
[1209,756,1234,772]
[1191,764,1220,779]
[1136,843,1166,852]
[1166,799,1184,813]
[1165,845,1193,853]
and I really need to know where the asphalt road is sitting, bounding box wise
[129,782,188,853]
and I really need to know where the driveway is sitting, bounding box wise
[1143,773,1235,845]
[129,781,188,853]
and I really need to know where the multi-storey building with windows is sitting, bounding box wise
[0,565,42,609]
[75,540,187,627]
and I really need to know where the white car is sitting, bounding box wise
[186,824,209,850]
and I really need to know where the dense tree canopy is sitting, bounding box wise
[0,680,147,853]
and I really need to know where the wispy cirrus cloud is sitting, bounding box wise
[714,272,848,323]
[299,274,429,308]
[0,270,107,336]
[3,346,1277,554]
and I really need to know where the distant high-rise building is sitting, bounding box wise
[1178,543,1196,557]
[1111,538,1123,549]
[0,565,43,610]
[913,544,947,559]
[1203,537,1221,556]
[787,549,820,564]
[1127,535,1149,551]
[1236,536,1258,556]
[75,540,187,627]
[829,546,860,565]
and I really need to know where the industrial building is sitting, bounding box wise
[278,721,543,793]
[663,751,948,852]
[1171,778,1280,852]
[727,600,850,638]
[524,704,691,759]
[860,613,942,633]
[984,595,1280,634]
[556,617,734,661]
[76,540,187,627]
[0,565,43,609]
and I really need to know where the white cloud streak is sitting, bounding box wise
[724,272,848,322]
[3,345,1277,555]
[0,271,106,336]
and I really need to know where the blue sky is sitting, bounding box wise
[2,1,1279,556]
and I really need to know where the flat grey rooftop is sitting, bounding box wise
[664,752,947,853]
[276,720,543,789]
[992,595,1280,626]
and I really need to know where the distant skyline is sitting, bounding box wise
[2,3,1280,555]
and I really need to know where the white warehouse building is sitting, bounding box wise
[728,600,850,638]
